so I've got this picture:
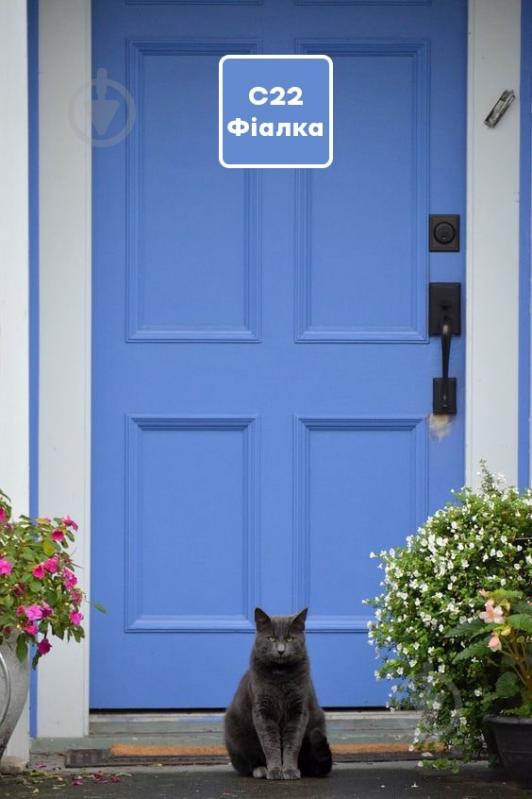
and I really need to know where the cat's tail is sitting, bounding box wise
[298,728,333,777]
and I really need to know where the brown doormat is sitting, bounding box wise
[65,742,419,768]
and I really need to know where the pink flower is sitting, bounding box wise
[0,507,7,523]
[51,529,65,542]
[62,516,78,531]
[63,568,77,589]
[37,638,51,655]
[488,634,502,652]
[69,611,84,626]
[480,600,505,625]
[69,588,83,604]
[16,605,26,617]
[32,563,46,579]
[44,557,59,573]
[24,623,38,636]
[41,601,53,618]
[25,604,44,621]
[0,558,13,575]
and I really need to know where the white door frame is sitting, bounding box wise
[34,0,522,740]
[0,0,30,763]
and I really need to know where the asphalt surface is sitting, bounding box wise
[0,763,530,799]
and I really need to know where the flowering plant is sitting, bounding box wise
[0,489,94,667]
[448,589,532,717]
[366,467,531,762]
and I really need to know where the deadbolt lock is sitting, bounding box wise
[429,214,460,252]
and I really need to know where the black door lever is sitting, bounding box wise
[433,320,456,414]
[429,283,461,415]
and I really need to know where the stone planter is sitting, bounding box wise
[487,715,532,789]
[0,636,30,762]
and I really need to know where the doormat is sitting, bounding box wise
[64,742,420,768]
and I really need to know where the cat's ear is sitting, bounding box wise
[290,608,308,633]
[254,607,272,632]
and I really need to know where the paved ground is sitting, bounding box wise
[0,763,530,799]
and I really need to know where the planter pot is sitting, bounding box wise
[0,636,30,762]
[487,715,532,788]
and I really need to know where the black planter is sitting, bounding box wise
[487,715,532,788]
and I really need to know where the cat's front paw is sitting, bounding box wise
[282,767,301,780]
[252,767,267,779]
[266,767,283,780]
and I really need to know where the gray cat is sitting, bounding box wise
[224,607,332,780]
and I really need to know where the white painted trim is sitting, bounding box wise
[0,0,30,765]
[466,0,521,488]
[38,0,92,737]
[36,0,523,734]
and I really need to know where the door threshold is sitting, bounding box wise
[30,711,422,769]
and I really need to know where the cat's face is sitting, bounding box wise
[252,608,308,666]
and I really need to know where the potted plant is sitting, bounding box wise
[448,588,531,787]
[366,466,531,767]
[0,489,95,761]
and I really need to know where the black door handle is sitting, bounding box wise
[433,320,457,414]
[429,283,461,415]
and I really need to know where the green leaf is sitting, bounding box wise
[16,635,28,662]
[506,613,532,634]
[42,540,56,557]
[453,640,490,662]
[94,602,107,614]
[495,671,520,699]
[445,620,492,639]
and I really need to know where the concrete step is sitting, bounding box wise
[30,711,421,769]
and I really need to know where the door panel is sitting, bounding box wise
[296,42,428,342]
[91,0,466,708]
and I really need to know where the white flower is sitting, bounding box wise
[438,665,445,673]
[474,689,482,697]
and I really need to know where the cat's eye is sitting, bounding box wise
[286,636,294,642]
[268,636,277,642]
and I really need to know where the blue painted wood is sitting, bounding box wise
[91,0,466,708]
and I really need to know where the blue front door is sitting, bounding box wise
[91,0,466,708]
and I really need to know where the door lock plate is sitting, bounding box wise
[429,283,461,336]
